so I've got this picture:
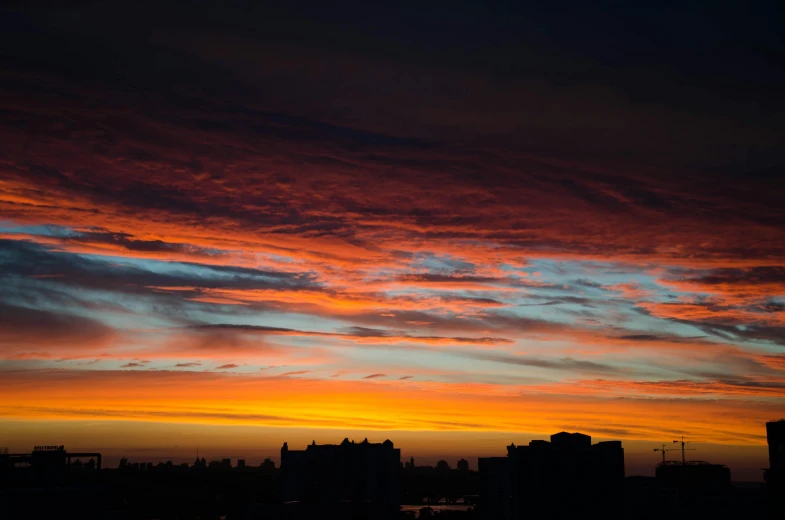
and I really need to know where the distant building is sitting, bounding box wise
[237,459,246,469]
[655,460,731,494]
[457,458,470,472]
[478,432,624,519]
[260,457,275,472]
[768,419,785,471]
[280,438,400,519]
[1,446,102,486]
[765,419,785,517]
[477,456,507,520]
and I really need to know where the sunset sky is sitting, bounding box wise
[1,2,784,480]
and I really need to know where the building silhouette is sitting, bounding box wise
[279,438,400,519]
[259,457,276,472]
[478,432,624,519]
[655,460,731,495]
[765,419,785,517]
[1,445,102,486]
[648,435,738,516]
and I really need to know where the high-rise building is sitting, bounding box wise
[765,419,785,517]
[478,432,624,519]
[767,419,785,473]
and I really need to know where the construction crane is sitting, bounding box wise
[673,436,696,464]
[653,444,671,462]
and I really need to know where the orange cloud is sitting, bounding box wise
[0,369,777,445]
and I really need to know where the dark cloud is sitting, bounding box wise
[0,15,783,269]
[758,301,785,313]
[363,373,386,379]
[574,279,609,290]
[192,323,513,345]
[621,378,785,396]
[397,274,504,284]
[0,239,313,294]
[215,364,238,370]
[616,334,706,343]
[174,362,201,367]
[643,311,785,347]
[69,230,224,255]
[192,324,299,334]
[0,302,115,351]
[707,324,785,346]
[279,370,310,377]
[673,267,785,289]
[0,239,317,327]
[465,352,618,373]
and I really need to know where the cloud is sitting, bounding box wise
[559,378,785,398]
[174,362,201,367]
[215,364,238,369]
[279,370,310,377]
[363,373,386,379]
[0,302,116,355]
[189,323,513,346]
[637,301,785,345]
[0,238,312,297]
[756,355,785,372]
[465,353,618,374]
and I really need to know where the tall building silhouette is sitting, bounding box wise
[765,419,785,517]
[478,432,624,519]
[279,438,400,519]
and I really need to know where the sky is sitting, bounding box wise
[1,1,784,481]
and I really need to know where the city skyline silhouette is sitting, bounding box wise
[3,421,783,518]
